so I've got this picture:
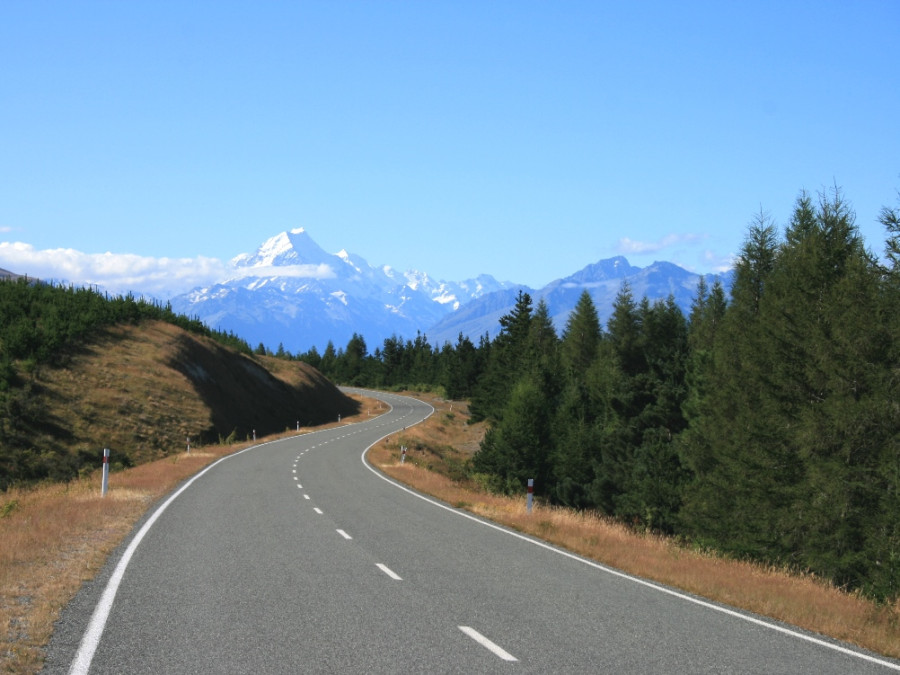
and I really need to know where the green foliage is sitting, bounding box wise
[10,185,895,600]
[679,186,900,599]
[0,278,252,489]
[312,183,900,602]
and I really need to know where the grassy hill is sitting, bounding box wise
[1,319,358,488]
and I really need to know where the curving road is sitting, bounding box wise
[45,390,899,673]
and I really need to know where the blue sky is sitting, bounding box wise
[1,1,898,297]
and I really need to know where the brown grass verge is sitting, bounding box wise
[4,389,897,672]
[0,396,375,675]
[368,392,900,660]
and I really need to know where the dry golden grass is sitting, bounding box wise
[4,384,897,672]
[0,396,374,675]
[369,392,900,660]
[27,321,357,471]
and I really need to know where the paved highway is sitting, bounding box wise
[46,391,899,673]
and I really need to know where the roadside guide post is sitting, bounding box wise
[527,478,534,514]
[101,448,110,497]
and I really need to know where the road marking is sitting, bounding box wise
[376,563,402,580]
[458,626,517,662]
[336,529,352,540]
[303,494,310,500]
[313,508,323,514]
[67,436,286,675]
[352,392,900,673]
[297,484,303,489]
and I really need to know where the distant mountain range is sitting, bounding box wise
[168,229,516,353]
[168,229,732,354]
[427,257,731,347]
[0,267,24,281]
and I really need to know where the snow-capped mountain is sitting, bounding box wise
[170,227,732,354]
[169,228,513,353]
[426,257,733,346]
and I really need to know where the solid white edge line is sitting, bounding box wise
[376,563,403,580]
[352,392,900,672]
[68,425,347,675]
[459,626,518,662]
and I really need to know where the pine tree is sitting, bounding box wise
[472,372,555,495]
[551,291,604,508]
[561,290,601,379]
[679,208,784,555]
[762,186,891,590]
[469,290,533,422]
[615,296,690,532]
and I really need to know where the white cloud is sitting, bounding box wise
[702,249,737,273]
[0,242,228,298]
[228,263,335,282]
[617,233,703,255]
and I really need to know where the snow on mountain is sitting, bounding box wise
[426,258,733,346]
[170,229,512,353]
[170,228,731,354]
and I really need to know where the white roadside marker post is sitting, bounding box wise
[253,429,256,442]
[186,436,191,454]
[101,449,110,497]
[526,478,534,514]
[401,446,407,463]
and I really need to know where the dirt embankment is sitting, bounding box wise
[27,320,358,467]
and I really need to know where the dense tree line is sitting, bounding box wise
[0,279,252,488]
[298,187,900,601]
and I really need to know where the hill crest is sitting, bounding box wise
[2,320,357,487]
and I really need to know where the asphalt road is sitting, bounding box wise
[45,390,900,674]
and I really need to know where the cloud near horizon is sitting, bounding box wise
[228,264,336,282]
[0,243,340,298]
[0,242,228,298]
[616,233,703,255]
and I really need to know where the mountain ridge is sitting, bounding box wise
[169,229,517,352]
[168,229,731,353]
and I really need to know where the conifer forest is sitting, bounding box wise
[2,186,899,602]
[302,187,900,602]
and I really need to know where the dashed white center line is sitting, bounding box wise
[303,494,310,500]
[297,484,303,489]
[336,529,352,540]
[376,563,402,580]
[458,626,518,662]
[313,508,323,514]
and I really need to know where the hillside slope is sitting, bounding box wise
[2,320,358,485]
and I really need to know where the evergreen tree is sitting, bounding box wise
[340,333,369,384]
[761,186,891,590]
[730,210,778,318]
[472,372,555,495]
[320,341,337,378]
[443,333,480,399]
[614,296,690,532]
[469,290,533,422]
[679,208,783,555]
[561,290,601,379]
